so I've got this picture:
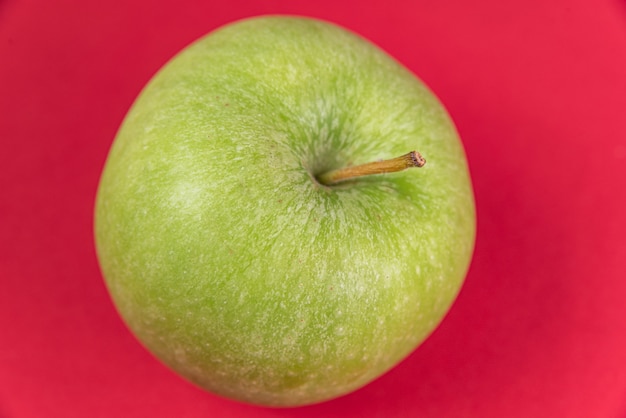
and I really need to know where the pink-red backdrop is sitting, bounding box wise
[2,0,626,417]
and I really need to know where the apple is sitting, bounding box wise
[94,16,475,407]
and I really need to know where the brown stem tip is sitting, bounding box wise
[316,151,426,186]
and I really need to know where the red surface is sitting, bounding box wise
[2,0,626,417]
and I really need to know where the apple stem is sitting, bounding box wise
[316,151,426,186]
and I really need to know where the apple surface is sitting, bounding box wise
[94,16,476,407]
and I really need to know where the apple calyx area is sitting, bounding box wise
[315,151,426,186]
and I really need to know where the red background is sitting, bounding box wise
[2,0,626,417]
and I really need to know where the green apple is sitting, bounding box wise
[94,16,475,407]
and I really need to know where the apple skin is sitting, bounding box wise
[94,16,475,407]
